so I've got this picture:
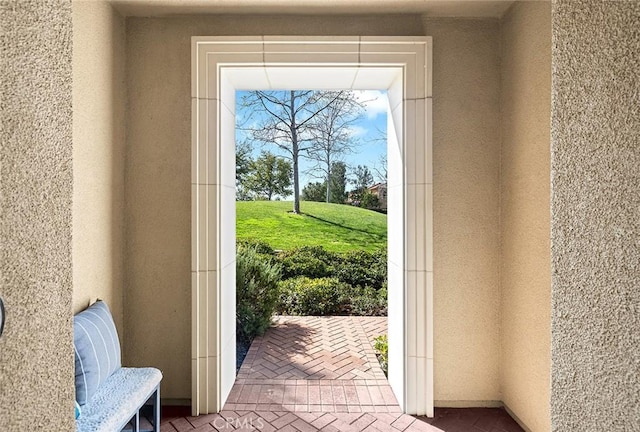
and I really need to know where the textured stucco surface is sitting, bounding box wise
[0,0,75,430]
[125,14,424,401]
[424,18,502,405]
[126,15,503,402]
[551,1,640,430]
[111,0,513,18]
[499,3,551,431]
[72,0,126,336]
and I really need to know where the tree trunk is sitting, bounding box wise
[292,148,300,212]
[290,92,301,214]
[325,155,331,203]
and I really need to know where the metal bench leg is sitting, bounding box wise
[133,410,140,432]
[154,385,161,432]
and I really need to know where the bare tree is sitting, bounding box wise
[239,90,343,214]
[365,125,387,185]
[373,154,388,184]
[306,91,365,202]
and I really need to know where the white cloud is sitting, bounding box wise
[347,125,368,138]
[354,90,388,120]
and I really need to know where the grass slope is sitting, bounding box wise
[236,201,387,252]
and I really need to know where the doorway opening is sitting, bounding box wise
[191,37,432,417]
[233,87,392,413]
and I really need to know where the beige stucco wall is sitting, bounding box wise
[500,3,551,431]
[424,18,503,405]
[0,0,75,430]
[551,1,640,430]
[72,0,127,336]
[125,15,503,402]
[2,1,637,428]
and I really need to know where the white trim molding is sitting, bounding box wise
[191,36,433,416]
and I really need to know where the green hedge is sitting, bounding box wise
[332,248,387,290]
[275,245,387,291]
[348,284,387,316]
[236,246,282,343]
[276,246,336,279]
[277,276,348,315]
[237,238,275,256]
[237,241,388,318]
[277,277,387,316]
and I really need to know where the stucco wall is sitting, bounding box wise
[550,1,640,430]
[126,15,503,402]
[0,1,75,430]
[499,3,551,431]
[72,0,126,336]
[424,18,502,405]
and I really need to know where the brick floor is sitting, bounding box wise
[238,316,387,381]
[160,316,524,432]
[160,407,524,432]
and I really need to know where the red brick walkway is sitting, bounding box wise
[160,316,524,432]
[228,316,393,413]
[238,316,387,381]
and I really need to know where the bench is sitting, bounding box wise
[74,301,162,432]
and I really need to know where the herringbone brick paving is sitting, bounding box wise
[160,316,524,432]
[160,407,524,432]
[232,316,392,413]
[238,316,387,381]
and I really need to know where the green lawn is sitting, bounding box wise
[236,201,387,252]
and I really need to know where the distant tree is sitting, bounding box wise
[237,185,253,202]
[236,140,254,201]
[244,152,292,200]
[236,140,253,183]
[360,190,380,210]
[305,92,364,202]
[302,182,326,202]
[328,161,348,204]
[350,165,374,203]
[301,162,348,204]
[240,90,346,214]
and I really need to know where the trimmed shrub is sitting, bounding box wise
[349,285,387,316]
[331,248,387,290]
[237,243,388,317]
[236,246,282,343]
[277,276,349,316]
[276,246,338,279]
[237,238,275,256]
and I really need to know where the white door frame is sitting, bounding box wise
[191,36,433,416]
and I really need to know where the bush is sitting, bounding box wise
[276,246,338,279]
[331,248,387,290]
[277,276,349,315]
[275,245,387,293]
[237,243,388,318]
[237,238,275,256]
[373,335,388,376]
[236,246,282,343]
[349,285,387,316]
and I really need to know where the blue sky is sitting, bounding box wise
[235,90,388,194]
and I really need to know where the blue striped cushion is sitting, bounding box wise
[73,301,121,406]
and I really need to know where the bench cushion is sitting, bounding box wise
[76,367,162,432]
[74,301,122,405]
